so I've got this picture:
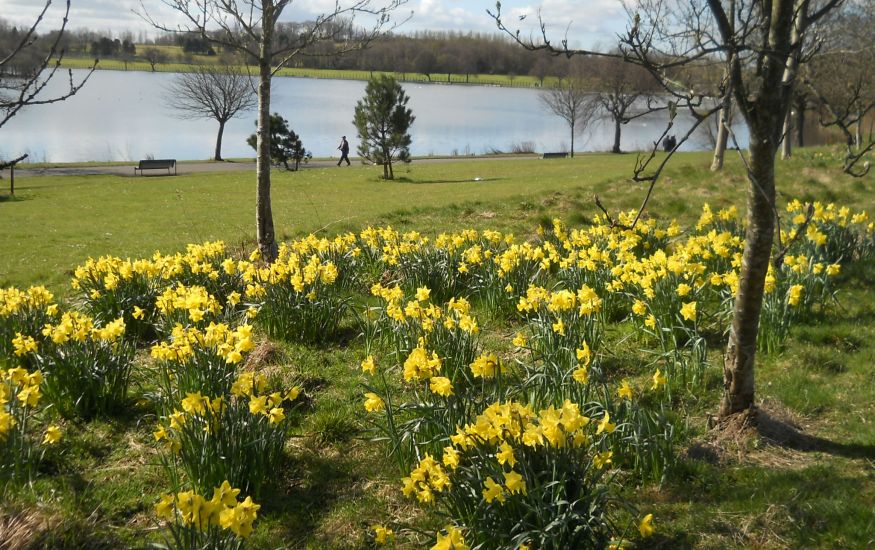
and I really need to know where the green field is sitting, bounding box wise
[62,54,556,88]
[2,151,874,548]
[1,154,654,292]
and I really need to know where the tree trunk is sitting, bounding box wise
[570,123,575,158]
[720,0,799,418]
[611,118,621,154]
[855,114,863,150]
[214,119,226,161]
[711,98,730,171]
[720,136,777,417]
[256,58,278,262]
[780,108,793,159]
[796,103,805,148]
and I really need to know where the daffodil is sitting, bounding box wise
[503,470,527,495]
[364,392,385,413]
[512,332,527,347]
[576,341,592,366]
[482,476,505,504]
[431,526,469,550]
[42,425,62,445]
[596,412,616,434]
[593,450,613,469]
[249,395,267,415]
[430,376,453,397]
[155,493,176,521]
[360,355,376,374]
[373,524,394,544]
[268,407,285,425]
[496,442,516,467]
[651,369,667,390]
[680,301,697,322]
[639,513,655,537]
[617,379,634,400]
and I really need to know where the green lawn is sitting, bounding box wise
[1,154,652,293]
[5,151,872,295]
[2,150,874,548]
[61,55,556,88]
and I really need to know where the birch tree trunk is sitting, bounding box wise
[720,0,798,417]
[256,56,278,262]
[780,0,805,161]
[711,97,730,171]
[720,136,776,415]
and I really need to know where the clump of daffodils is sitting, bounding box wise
[155,481,260,543]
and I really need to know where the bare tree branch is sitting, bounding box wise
[0,0,96,131]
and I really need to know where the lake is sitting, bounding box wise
[0,69,747,163]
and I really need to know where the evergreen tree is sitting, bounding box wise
[353,75,414,180]
[247,114,310,171]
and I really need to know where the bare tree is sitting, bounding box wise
[804,0,875,175]
[166,65,257,161]
[591,56,657,154]
[142,47,168,71]
[539,74,599,157]
[491,0,848,419]
[0,0,95,168]
[139,0,409,262]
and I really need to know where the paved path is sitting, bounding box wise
[10,155,539,178]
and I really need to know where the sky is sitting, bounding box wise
[0,0,629,50]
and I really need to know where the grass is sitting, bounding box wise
[2,150,874,548]
[61,55,557,88]
[1,153,650,292]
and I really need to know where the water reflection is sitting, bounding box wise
[0,69,748,163]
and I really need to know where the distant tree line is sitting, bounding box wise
[90,37,135,58]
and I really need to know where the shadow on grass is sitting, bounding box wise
[258,451,359,545]
[756,411,875,460]
[0,193,26,202]
[724,407,875,461]
[395,176,503,185]
[668,456,875,547]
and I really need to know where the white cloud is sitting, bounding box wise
[503,0,627,48]
[0,0,628,47]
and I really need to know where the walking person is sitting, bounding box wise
[337,136,351,166]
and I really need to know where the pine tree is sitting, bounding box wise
[353,75,414,180]
[247,114,310,171]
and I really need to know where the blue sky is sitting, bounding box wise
[0,1,628,50]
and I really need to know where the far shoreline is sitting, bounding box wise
[59,57,552,90]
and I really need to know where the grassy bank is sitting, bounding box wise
[61,55,555,88]
[1,151,874,548]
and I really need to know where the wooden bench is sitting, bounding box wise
[541,152,568,159]
[134,159,177,175]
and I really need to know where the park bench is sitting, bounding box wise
[541,152,568,159]
[134,159,177,176]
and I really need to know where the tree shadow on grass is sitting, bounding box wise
[755,411,875,460]
[395,176,503,184]
[721,406,875,461]
[258,450,363,546]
